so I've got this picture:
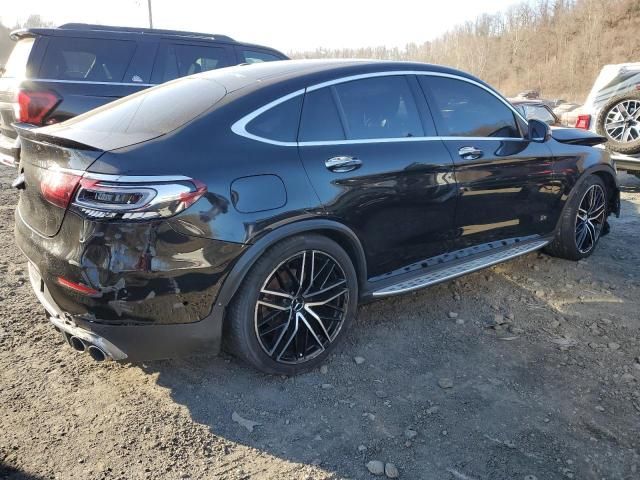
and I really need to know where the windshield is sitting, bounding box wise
[2,38,35,78]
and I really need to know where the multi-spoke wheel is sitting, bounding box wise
[575,184,606,254]
[596,92,640,155]
[255,250,349,364]
[225,234,357,375]
[545,175,609,261]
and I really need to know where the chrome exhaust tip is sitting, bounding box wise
[87,345,107,362]
[69,336,86,352]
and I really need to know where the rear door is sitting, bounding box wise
[150,40,233,84]
[419,75,561,250]
[297,74,457,278]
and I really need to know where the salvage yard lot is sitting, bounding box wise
[1,169,639,480]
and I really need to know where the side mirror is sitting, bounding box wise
[527,119,550,142]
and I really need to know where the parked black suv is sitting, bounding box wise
[15,60,619,375]
[0,23,287,167]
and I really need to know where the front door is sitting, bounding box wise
[298,74,458,278]
[419,75,562,250]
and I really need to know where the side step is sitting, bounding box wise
[372,239,549,297]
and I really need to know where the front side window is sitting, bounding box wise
[39,37,136,82]
[240,49,282,64]
[422,77,521,138]
[245,96,303,142]
[153,44,230,83]
[334,76,424,140]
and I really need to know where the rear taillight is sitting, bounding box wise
[40,170,82,208]
[72,176,207,221]
[16,89,61,125]
[575,114,591,130]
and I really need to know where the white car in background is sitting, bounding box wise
[572,63,640,175]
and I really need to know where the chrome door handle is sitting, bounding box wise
[458,146,483,160]
[325,156,362,173]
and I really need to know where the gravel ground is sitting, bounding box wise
[1,169,639,480]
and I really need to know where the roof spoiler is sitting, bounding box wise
[9,29,37,41]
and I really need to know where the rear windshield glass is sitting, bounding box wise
[39,37,136,82]
[2,38,35,78]
[42,77,226,150]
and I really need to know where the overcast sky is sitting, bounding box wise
[1,0,523,52]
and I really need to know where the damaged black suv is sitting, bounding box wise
[14,60,619,375]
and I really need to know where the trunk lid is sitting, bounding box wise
[17,126,102,236]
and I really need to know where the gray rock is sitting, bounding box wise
[385,462,400,478]
[321,383,333,390]
[375,390,388,399]
[319,365,328,374]
[354,356,366,365]
[366,460,385,476]
[448,311,459,319]
[608,342,620,350]
[438,378,454,389]
[357,444,367,452]
[404,429,417,439]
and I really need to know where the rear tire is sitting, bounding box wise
[544,175,608,260]
[596,92,640,155]
[225,234,358,375]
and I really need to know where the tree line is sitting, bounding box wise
[292,0,640,102]
[2,2,639,102]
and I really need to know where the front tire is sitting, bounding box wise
[225,234,358,375]
[545,175,608,260]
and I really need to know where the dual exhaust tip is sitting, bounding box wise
[67,334,108,362]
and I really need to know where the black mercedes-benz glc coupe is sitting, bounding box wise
[14,60,620,374]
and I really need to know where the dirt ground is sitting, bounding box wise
[0,167,639,480]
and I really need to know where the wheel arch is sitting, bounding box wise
[556,164,620,233]
[215,219,368,310]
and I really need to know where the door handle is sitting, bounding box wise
[458,146,483,161]
[325,156,362,173]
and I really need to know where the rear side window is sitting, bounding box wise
[334,76,424,140]
[246,96,303,142]
[39,37,136,82]
[2,38,35,78]
[421,77,521,138]
[299,87,345,142]
[520,104,555,125]
[240,49,282,64]
[153,44,230,83]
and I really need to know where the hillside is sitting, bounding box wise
[292,0,640,102]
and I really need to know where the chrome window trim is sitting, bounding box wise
[50,167,192,183]
[230,70,528,147]
[28,78,156,87]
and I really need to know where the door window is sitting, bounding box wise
[239,49,282,63]
[299,87,345,142]
[421,77,521,138]
[39,37,136,82]
[334,76,424,140]
[153,44,230,83]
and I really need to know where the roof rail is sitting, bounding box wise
[57,23,235,42]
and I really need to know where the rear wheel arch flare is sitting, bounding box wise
[216,220,368,310]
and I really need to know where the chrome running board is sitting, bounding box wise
[372,239,549,297]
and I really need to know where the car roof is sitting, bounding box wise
[194,58,489,94]
[10,23,285,53]
[509,99,551,107]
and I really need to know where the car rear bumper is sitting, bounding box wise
[28,261,225,362]
[612,153,640,173]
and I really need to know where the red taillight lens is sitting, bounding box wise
[40,170,82,208]
[575,114,591,130]
[16,90,60,125]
